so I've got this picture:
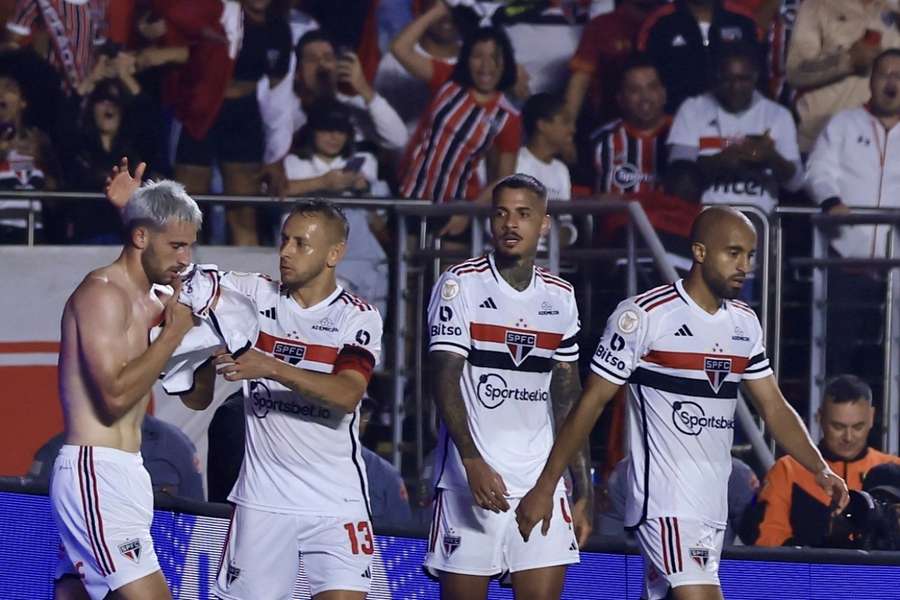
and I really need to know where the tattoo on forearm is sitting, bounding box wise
[550,361,593,502]
[433,353,479,459]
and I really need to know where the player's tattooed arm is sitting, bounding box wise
[433,350,511,512]
[432,351,478,459]
[550,361,593,505]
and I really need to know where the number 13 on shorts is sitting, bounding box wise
[344,521,374,555]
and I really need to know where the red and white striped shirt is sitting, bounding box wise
[7,0,108,89]
[592,117,671,195]
[401,60,521,203]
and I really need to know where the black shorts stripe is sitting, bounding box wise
[664,517,678,573]
[629,367,738,399]
[467,348,553,373]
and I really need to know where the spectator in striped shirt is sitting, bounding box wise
[5,0,107,93]
[592,55,670,196]
[393,1,521,238]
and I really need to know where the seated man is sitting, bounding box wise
[29,414,204,502]
[751,374,900,547]
[667,42,803,215]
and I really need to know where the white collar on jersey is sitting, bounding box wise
[488,252,536,297]
[286,284,344,312]
[676,279,728,321]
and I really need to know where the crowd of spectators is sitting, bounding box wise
[5,0,900,547]
[0,0,897,254]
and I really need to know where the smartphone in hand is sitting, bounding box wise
[343,155,365,173]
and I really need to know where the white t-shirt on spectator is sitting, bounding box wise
[667,91,802,214]
[515,146,577,249]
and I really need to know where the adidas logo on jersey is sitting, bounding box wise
[260,307,276,320]
[360,567,372,579]
[674,324,693,337]
[480,297,498,309]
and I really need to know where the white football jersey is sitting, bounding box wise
[221,273,383,519]
[590,280,772,527]
[427,253,580,497]
[667,92,800,213]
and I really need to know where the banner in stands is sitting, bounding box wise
[2,492,899,600]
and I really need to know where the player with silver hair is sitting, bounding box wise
[51,159,200,600]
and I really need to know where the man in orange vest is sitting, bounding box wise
[752,374,900,547]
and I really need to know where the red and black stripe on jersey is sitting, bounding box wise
[634,283,683,312]
[592,118,669,194]
[467,322,565,374]
[333,290,376,312]
[448,256,490,276]
[402,81,515,203]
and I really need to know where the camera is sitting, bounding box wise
[827,470,900,551]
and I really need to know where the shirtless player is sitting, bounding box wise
[51,161,200,600]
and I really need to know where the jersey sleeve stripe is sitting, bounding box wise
[747,352,768,367]
[554,351,579,362]
[537,274,574,292]
[558,335,578,349]
[470,322,564,350]
[334,345,377,382]
[644,350,750,374]
[429,341,470,356]
[590,360,628,384]
[630,367,739,399]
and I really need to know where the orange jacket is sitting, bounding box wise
[754,446,900,547]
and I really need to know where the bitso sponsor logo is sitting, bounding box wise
[431,305,463,336]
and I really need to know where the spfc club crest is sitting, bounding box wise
[506,330,536,366]
[117,539,142,564]
[443,530,461,557]
[690,547,710,569]
[273,340,307,365]
[227,563,241,586]
[703,357,732,393]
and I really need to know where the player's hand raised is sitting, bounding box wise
[159,280,195,340]
[105,157,146,209]
[816,468,850,515]
[214,347,279,382]
[515,487,553,542]
[463,457,510,513]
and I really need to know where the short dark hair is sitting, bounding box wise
[522,93,565,139]
[824,374,873,405]
[295,29,336,63]
[293,99,355,159]
[288,199,350,242]
[491,173,547,206]
[873,48,900,75]
[452,26,517,93]
[617,53,660,90]
[715,41,762,74]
